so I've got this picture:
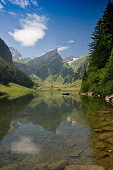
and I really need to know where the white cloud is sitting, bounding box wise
[58,46,70,52]
[1,0,6,4]
[0,3,4,9]
[8,0,29,8]
[8,11,16,16]
[9,13,47,46]
[68,40,75,43]
[1,0,38,8]
[30,0,38,6]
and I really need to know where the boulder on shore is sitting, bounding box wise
[105,94,113,104]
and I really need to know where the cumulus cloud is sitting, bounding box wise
[9,13,47,46]
[68,40,75,43]
[58,46,70,52]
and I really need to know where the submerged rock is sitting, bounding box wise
[68,150,82,158]
[94,126,113,133]
[65,165,105,170]
[0,163,19,170]
[99,132,113,141]
[106,137,113,145]
[48,160,68,170]
[95,142,106,150]
[96,151,109,159]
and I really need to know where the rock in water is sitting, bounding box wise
[65,165,105,170]
[48,160,68,170]
[62,93,70,95]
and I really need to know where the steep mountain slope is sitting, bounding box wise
[15,49,89,85]
[0,38,12,63]
[10,47,31,63]
[15,48,74,81]
[71,54,90,73]
[0,38,33,88]
[67,54,90,82]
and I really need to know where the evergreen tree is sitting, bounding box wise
[90,0,113,69]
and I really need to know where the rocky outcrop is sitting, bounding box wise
[80,92,101,98]
[10,47,31,63]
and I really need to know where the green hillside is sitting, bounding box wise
[0,57,33,88]
[81,1,113,96]
[0,38,12,63]
[71,54,90,72]
[15,49,74,84]
[0,38,33,88]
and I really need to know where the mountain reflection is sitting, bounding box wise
[0,94,34,140]
[10,92,87,133]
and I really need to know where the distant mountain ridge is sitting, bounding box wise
[15,48,89,84]
[15,48,75,83]
[10,47,31,63]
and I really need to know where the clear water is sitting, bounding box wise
[0,91,113,169]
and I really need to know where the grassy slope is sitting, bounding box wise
[0,83,35,100]
[71,54,90,72]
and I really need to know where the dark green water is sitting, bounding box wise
[0,92,113,169]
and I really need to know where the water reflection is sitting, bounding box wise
[0,92,113,169]
[0,94,34,140]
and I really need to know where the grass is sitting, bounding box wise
[0,83,35,100]
[36,80,81,91]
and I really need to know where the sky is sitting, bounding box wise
[0,0,109,58]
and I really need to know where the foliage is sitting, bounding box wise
[60,62,74,84]
[0,57,33,88]
[89,1,113,69]
[81,1,113,96]
[81,50,113,96]
[0,38,12,63]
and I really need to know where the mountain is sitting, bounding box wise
[0,38,33,88]
[15,49,89,85]
[9,47,31,63]
[64,56,74,62]
[0,38,12,63]
[68,54,90,82]
[15,48,74,81]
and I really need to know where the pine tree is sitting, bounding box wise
[90,0,113,69]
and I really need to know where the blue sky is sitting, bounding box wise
[0,0,109,58]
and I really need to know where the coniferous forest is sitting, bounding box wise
[81,0,113,96]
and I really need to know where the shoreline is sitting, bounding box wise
[80,92,113,105]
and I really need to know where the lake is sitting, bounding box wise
[0,91,113,169]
